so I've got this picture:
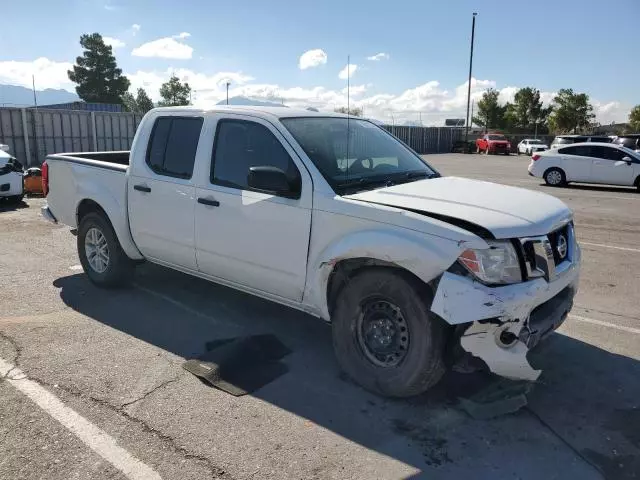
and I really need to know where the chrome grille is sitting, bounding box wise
[520,223,574,282]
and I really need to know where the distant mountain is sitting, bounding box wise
[0,84,79,107]
[216,96,287,107]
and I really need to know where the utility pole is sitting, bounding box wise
[226,82,230,105]
[32,75,38,107]
[464,12,478,144]
[470,100,474,129]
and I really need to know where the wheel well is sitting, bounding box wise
[634,175,640,187]
[77,199,108,226]
[326,258,431,318]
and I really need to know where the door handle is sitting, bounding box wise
[197,197,220,207]
[134,184,151,193]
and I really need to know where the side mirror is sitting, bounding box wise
[622,156,633,165]
[248,166,301,199]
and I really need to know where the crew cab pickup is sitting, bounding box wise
[476,133,512,155]
[42,106,580,397]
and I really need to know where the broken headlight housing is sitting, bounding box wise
[458,240,522,285]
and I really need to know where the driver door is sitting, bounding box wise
[194,114,312,301]
[590,145,637,186]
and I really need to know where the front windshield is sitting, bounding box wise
[529,139,543,144]
[488,135,506,140]
[281,117,438,193]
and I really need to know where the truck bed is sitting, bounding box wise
[46,151,130,171]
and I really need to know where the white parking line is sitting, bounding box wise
[579,241,640,253]
[0,357,162,480]
[569,315,640,335]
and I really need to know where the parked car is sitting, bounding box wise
[611,134,640,153]
[517,139,549,155]
[476,133,511,155]
[41,106,581,397]
[549,135,612,149]
[528,142,640,190]
[0,150,24,203]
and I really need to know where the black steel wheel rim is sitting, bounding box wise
[356,298,410,367]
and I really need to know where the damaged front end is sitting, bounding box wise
[431,245,580,382]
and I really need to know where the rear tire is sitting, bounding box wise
[77,212,134,288]
[544,167,566,187]
[332,269,446,398]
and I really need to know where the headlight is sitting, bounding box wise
[458,240,522,285]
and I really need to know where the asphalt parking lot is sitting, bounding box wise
[1,153,638,480]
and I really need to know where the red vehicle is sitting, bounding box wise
[476,134,511,155]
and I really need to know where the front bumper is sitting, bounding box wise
[431,244,580,381]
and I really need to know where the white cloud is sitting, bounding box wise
[173,32,191,39]
[131,24,141,35]
[127,68,254,103]
[341,84,368,96]
[131,35,193,59]
[338,64,357,80]
[2,56,628,126]
[367,52,389,61]
[298,49,327,70]
[0,57,74,90]
[103,37,125,49]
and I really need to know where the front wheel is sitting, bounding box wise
[332,269,446,397]
[78,212,134,287]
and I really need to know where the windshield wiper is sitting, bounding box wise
[337,170,437,194]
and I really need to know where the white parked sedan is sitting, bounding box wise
[528,142,640,190]
[517,138,549,155]
[0,150,24,202]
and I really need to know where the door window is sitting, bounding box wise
[591,146,627,161]
[211,119,300,191]
[146,117,203,179]
[558,145,593,156]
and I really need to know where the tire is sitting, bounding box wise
[6,195,24,204]
[77,212,134,287]
[476,145,481,154]
[517,149,521,156]
[544,167,566,187]
[332,269,446,397]
[504,151,510,156]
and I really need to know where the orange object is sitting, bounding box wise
[23,168,43,194]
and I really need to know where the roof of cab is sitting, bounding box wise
[150,105,350,120]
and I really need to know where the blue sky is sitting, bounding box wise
[0,0,637,124]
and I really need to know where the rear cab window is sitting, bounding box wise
[146,116,204,179]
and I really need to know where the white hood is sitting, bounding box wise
[345,177,572,239]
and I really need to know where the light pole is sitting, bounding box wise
[464,12,478,144]
[226,82,230,105]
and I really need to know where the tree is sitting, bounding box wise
[68,33,130,104]
[135,88,154,113]
[547,88,594,134]
[629,105,640,132]
[334,106,363,117]
[158,75,191,106]
[122,88,155,114]
[506,87,552,131]
[472,89,507,130]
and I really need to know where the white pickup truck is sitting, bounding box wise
[42,106,580,397]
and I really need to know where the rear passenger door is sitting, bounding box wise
[128,115,204,270]
[590,145,636,186]
[194,114,312,301]
[558,145,594,182]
